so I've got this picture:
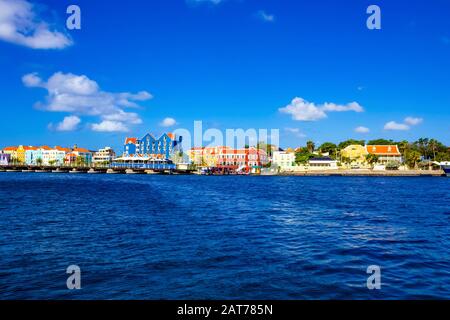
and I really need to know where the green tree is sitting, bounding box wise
[338,139,365,150]
[386,161,400,170]
[75,156,85,166]
[319,142,337,159]
[306,140,315,153]
[405,150,421,169]
[341,156,352,167]
[414,138,429,159]
[295,148,314,165]
[367,139,395,145]
[435,151,450,162]
[36,158,43,166]
[365,154,379,168]
[428,139,439,160]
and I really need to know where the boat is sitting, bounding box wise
[439,161,450,177]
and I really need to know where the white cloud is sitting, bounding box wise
[321,102,364,113]
[279,97,364,121]
[92,121,129,133]
[355,126,370,133]
[404,117,423,126]
[383,116,423,131]
[257,10,275,22]
[160,117,177,127]
[284,127,306,138]
[54,115,81,132]
[384,121,410,131]
[0,0,72,49]
[23,72,152,132]
[22,72,42,87]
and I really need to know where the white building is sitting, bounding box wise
[44,146,69,166]
[308,157,338,170]
[93,147,116,164]
[272,151,296,171]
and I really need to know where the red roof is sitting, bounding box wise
[3,146,18,151]
[366,145,401,156]
[125,137,137,144]
[73,148,90,153]
[55,146,71,152]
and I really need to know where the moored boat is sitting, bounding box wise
[440,162,450,177]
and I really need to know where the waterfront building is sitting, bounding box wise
[216,147,269,174]
[53,146,71,165]
[0,152,10,166]
[25,146,42,165]
[22,145,70,166]
[366,145,402,164]
[65,147,93,165]
[123,133,182,159]
[187,146,269,173]
[93,147,116,164]
[187,146,225,167]
[2,146,18,163]
[113,133,181,170]
[272,151,296,171]
[16,146,27,164]
[124,137,138,155]
[340,145,368,166]
[42,146,69,166]
[308,157,338,170]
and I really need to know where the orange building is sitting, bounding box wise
[366,145,402,164]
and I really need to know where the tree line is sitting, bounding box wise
[292,138,450,168]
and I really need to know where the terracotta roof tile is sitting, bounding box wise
[366,145,401,156]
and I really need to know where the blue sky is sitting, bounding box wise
[0,0,449,151]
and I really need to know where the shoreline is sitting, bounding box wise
[0,167,446,177]
[275,169,445,177]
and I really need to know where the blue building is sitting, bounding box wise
[123,133,182,159]
[114,133,182,170]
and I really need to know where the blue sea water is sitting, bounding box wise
[0,173,449,300]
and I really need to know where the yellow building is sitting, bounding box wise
[16,146,29,164]
[340,145,368,166]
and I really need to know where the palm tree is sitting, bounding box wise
[428,139,438,160]
[365,154,379,169]
[415,138,429,159]
[306,140,315,154]
[405,150,421,169]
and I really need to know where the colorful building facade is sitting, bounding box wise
[187,146,269,173]
[65,147,93,165]
[272,151,296,171]
[340,145,368,165]
[93,147,116,164]
[366,145,402,164]
[123,133,182,159]
[0,152,10,166]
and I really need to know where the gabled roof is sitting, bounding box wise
[3,146,18,151]
[73,148,90,153]
[23,146,38,151]
[40,145,52,150]
[366,145,401,156]
[125,137,138,144]
[54,146,71,152]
